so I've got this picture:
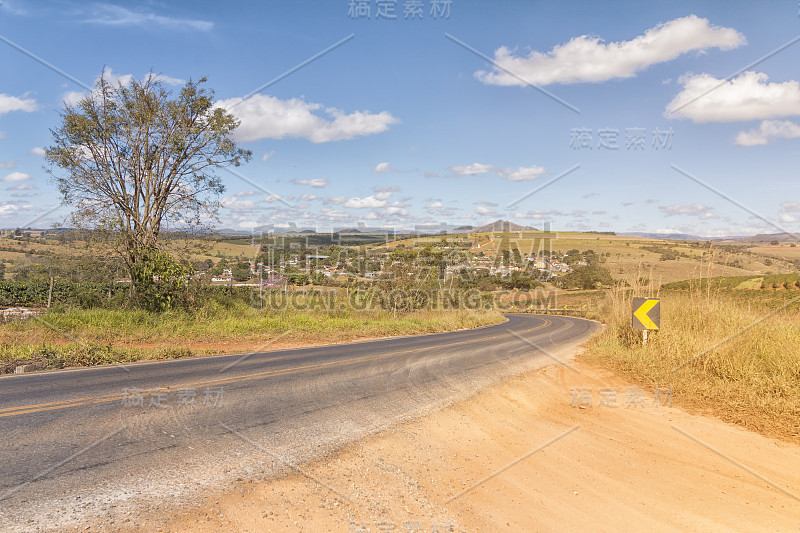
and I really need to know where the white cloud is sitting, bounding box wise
[0,204,18,216]
[499,165,546,181]
[452,163,546,181]
[149,73,186,86]
[659,203,716,218]
[64,68,185,106]
[373,162,392,173]
[667,71,800,123]
[0,202,34,216]
[477,15,744,87]
[453,163,495,176]
[291,178,328,188]
[325,196,346,205]
[6,183,35,191]
[475,205,496,216]
[0,1,27,15]
[84,4,213,31]
[0,161,15,169]
[62,90,87,108]
[734,120,800,146]
[344,196,388,209]
[89,69,185,87]
[0,132,5,139]
[217,94,399,143]
[373,185,399,193]
[261,150,276,162]
[0,94,38,117]
[236,220,259,230]
[515,209,567,220]
[383,205,409,217]
[779,202,800,223]
[299,194,318,201]
[63,89,88,107]
[319,207,351,220]
[220,197,256,211]
[424,201,455,217]
[28,147,46,156]
[1,171,30,182]
[234,190,256,197]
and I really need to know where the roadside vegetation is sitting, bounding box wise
[581,279,800,442]
[1,297,504,374]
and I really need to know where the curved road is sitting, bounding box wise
[0,314,599,531]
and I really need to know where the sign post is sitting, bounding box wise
[632,297,660,345]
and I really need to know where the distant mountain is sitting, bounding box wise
[619,232,704,241]
[12,224,790,242]
[470,220,537,233]
[618,232,800,242]
[736,233,800,242]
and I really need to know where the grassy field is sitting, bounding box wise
[3,231,796,286]
[0,300,504,373]
[749,243,800,261]
[381,231,792,285]
[580,283,800,442]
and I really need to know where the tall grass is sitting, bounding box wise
[581,279,800,442]
[0,296,504,372]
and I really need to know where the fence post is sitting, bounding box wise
[47,276,54,309]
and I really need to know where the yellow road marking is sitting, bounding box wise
[1,318,553,419]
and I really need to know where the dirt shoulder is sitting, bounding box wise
[155,357,800,532]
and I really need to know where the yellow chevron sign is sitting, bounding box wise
[632,297,660,330]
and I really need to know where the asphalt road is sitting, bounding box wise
[0,314,600,531]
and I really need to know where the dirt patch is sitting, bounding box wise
[155,361,800,532]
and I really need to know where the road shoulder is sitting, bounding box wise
[157,356,800,532]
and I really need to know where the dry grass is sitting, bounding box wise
[580,282,800,442]
[749,244,800,258]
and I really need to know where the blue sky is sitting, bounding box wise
[1,0,799,236]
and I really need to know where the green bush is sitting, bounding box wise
[0,280,127,307]
[557,265,614,289]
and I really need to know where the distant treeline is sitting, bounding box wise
[0,281,258,308]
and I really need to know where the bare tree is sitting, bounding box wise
[45,72,251,297]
